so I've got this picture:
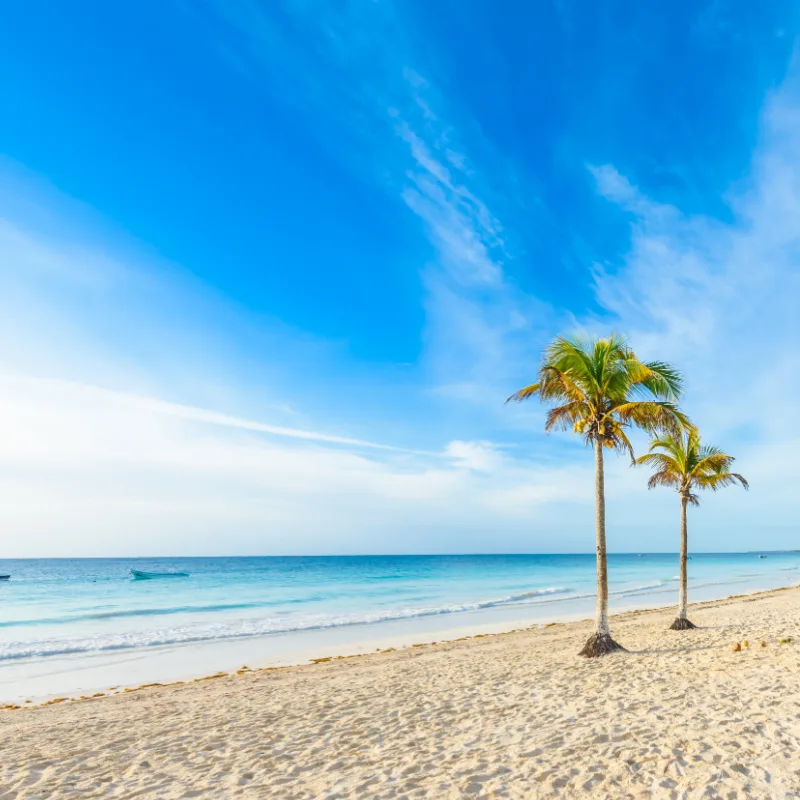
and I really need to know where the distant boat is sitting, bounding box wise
[0,575,9,581]
[130,569,189,580]
[758,555,767,559]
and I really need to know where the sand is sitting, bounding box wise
[1,588,799,799]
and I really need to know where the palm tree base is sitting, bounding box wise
[669,617,697,631]
[578,632,626,657]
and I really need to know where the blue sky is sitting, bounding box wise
[0,1,798,556]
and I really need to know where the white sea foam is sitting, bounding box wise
[0,586,574,661]
[611,581,669,597]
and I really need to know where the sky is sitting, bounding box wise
[0,1,798,556]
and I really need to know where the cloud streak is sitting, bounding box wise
[195,0,554,414]
[0,374,433,455]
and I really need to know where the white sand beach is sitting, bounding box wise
[2,587,799,799]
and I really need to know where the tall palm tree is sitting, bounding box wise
[636,430,748,630]
[507,334,688,657]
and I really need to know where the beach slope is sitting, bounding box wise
[2,588,799,798]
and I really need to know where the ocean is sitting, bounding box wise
[0,552,798,701]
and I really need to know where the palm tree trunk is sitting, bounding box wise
[670,495,696,630]
[579,439,624,656]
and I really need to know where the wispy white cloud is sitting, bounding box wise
[0,373,435,454]
[396,73,550,404]
[588,64,800,541]
[0,360,594,557]
[194,0,555,414]
[443,440,503,471]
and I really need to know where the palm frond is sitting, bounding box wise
[630,360,685,402]
[645,432,688,466]
[732,472,749,490]
[613,426,636,463]
[690,451,735,478]
[695,471,750,491]
[613,401,690,436]
[544,402,583,433]
[505,382,541,404]
[635,452,682,474]
[539,367,589,405]
[646,470,681,490]
[644,432,682,455]
[545,337,600,397]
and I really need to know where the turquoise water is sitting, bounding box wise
[1,552,798,665]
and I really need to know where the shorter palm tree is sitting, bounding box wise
[636,430,748,630]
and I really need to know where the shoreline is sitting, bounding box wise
[2,583,800,797]
[4,552,798,704]
[4,580,798,709]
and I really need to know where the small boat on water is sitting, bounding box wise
[0,575,9,581]
[130,569,189,580]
